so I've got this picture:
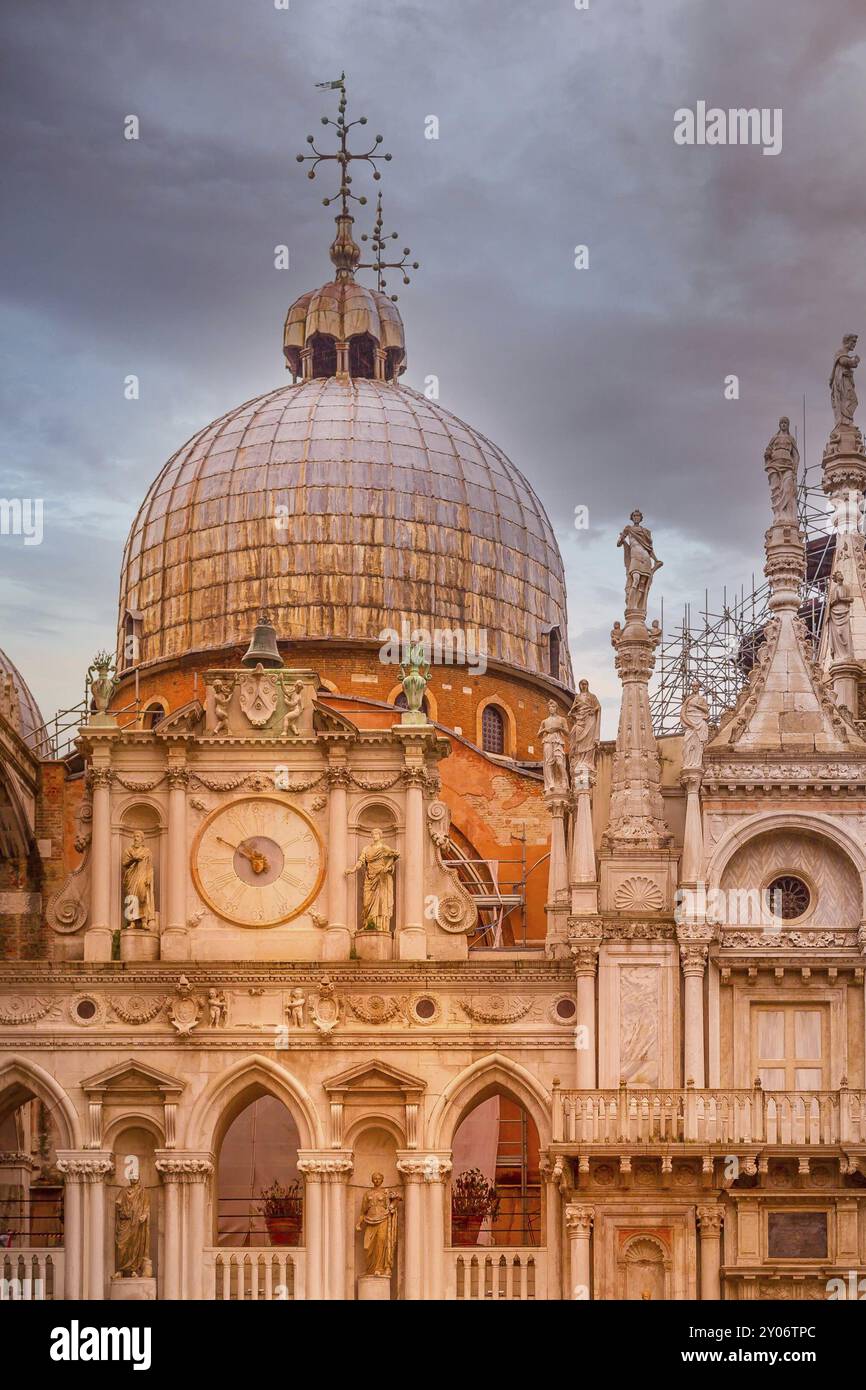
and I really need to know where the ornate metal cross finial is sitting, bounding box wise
[296,73,392,218]
[359,193,420,301]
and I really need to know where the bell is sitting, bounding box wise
[242,610,284,668]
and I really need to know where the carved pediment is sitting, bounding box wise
[323,1058,425,1100]
[313,701,359,737]
[79,1059,185,1101]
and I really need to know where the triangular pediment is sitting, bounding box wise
[709,609,866,756]
[323,1058,425,1098]
[80,1059,185,1098]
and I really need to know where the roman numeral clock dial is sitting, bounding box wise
[192,795,325,927]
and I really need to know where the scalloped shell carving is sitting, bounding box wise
[614,875,664,913]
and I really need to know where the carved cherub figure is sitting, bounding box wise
[212,678,234,734]
[281,680,304,737]
[286,989,306,1027]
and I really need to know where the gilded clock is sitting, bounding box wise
[191,795,325,927]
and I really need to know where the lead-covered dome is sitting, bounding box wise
[0,646,46,752]
[116,376,572,682]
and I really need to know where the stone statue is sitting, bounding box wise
[207,989,227,1027]
[617,510,663,618]
[286,988,306,1027]
[679,680,711,770]
[568,679,602,778]
[537,700,569,794]
[830,335,860,428]
[346,829,400,933]
[398,641,431,722]
[281,680,304,737]
[114,1173,151,1279]
[764,417,799,526]
[356,1172,400,1278]
[121,831,156,930]
[212,678,233,734]
[87,651,118,718]
[827,569,854,663]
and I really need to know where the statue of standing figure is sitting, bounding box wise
[617,510,663,619]
[679,681,711,770]
[346,829,400,933]
[114,1173,151,1279]
[764,417,800,526]
[830,335,860,428]
[122,831,156,930]
[827,569,854,663]
[568,680,601,784]
[356,1172,400,1278]
[537,700,569,794]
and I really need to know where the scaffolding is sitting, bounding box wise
[649,434,837,736]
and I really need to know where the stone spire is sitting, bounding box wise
[603,512,671,848]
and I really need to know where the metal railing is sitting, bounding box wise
[553,1084,866,1147]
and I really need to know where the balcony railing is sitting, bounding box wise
[203,1247,305,1300]
[449,1248,546,1300]
[0,1249,64,1299]
[553,1085,866,1147]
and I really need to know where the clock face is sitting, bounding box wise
[192,795,324,927]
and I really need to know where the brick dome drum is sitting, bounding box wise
[116,378,571,682]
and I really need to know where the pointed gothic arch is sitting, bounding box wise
[0,1056,82,1149]
[428,1052,551,1150]
[186,1055,323,1153]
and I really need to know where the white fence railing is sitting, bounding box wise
[203,1247,305,1300]
[553,1085,866,1146]
[449,1248,546,1300]
[0,1248,64,1299]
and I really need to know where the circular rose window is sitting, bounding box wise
[765,875,811,920]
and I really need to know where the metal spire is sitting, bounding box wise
[359,193,420,301]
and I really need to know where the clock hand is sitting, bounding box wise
[216,836,270,875]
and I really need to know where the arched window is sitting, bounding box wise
[394,691,429,716]
[349,333,376,379]
[217,1096,302,1248]
[481,704,505,756]
[122,611,142,670]
[309,333,337,378]
[548,626,561,682]
[141,702,165,731]
[451,1095,541,1247]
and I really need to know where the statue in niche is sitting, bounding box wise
[346,828,399,933]
[679,680,711,770]
[568,679,602,782]
[212,678,233,734]
[281,680,304,737]
[764,417,799,525]
[537,699,569,794]
[121,831,156,930]
[356,1172,400,1278]
[617,510,663,618]
[207,989,227,1027]
[830,335,860,428]
[114,1173,151,1279]
[827,569,854,663]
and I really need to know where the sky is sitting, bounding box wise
[2,0,865,735]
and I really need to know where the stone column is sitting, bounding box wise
[681,945,708,1089]
[573,946,598,1088]
[546,795,569,905]
[181,1157,213,1301]
[162,762,190,960]
[85,767,113,960]
[680,770,704,885]
[297,1156,327,1300]
[570,782,598,915]
[696,1204,724,1300]
[323,762,351,960]
[398,766,427,960]
[421,1155,451,1300]
[324,1157,353,1300]
[81,1153,113,1300]
[56,1153,88,1301]
[541,1157,564,1301]
[565,1203,593,1300]
[154,1155,185,1299]
[396,1156,425,1300]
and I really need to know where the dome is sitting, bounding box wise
[116,376,573,683]
[284,279,406,380]
[0,646,46,752]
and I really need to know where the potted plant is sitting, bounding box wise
[451,1168,499,1247]
[258,1179,302,1247]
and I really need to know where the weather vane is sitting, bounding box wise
[360,192,419,301]
[297,73,392,214]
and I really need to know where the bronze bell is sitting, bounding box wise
[242,610,283,668]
